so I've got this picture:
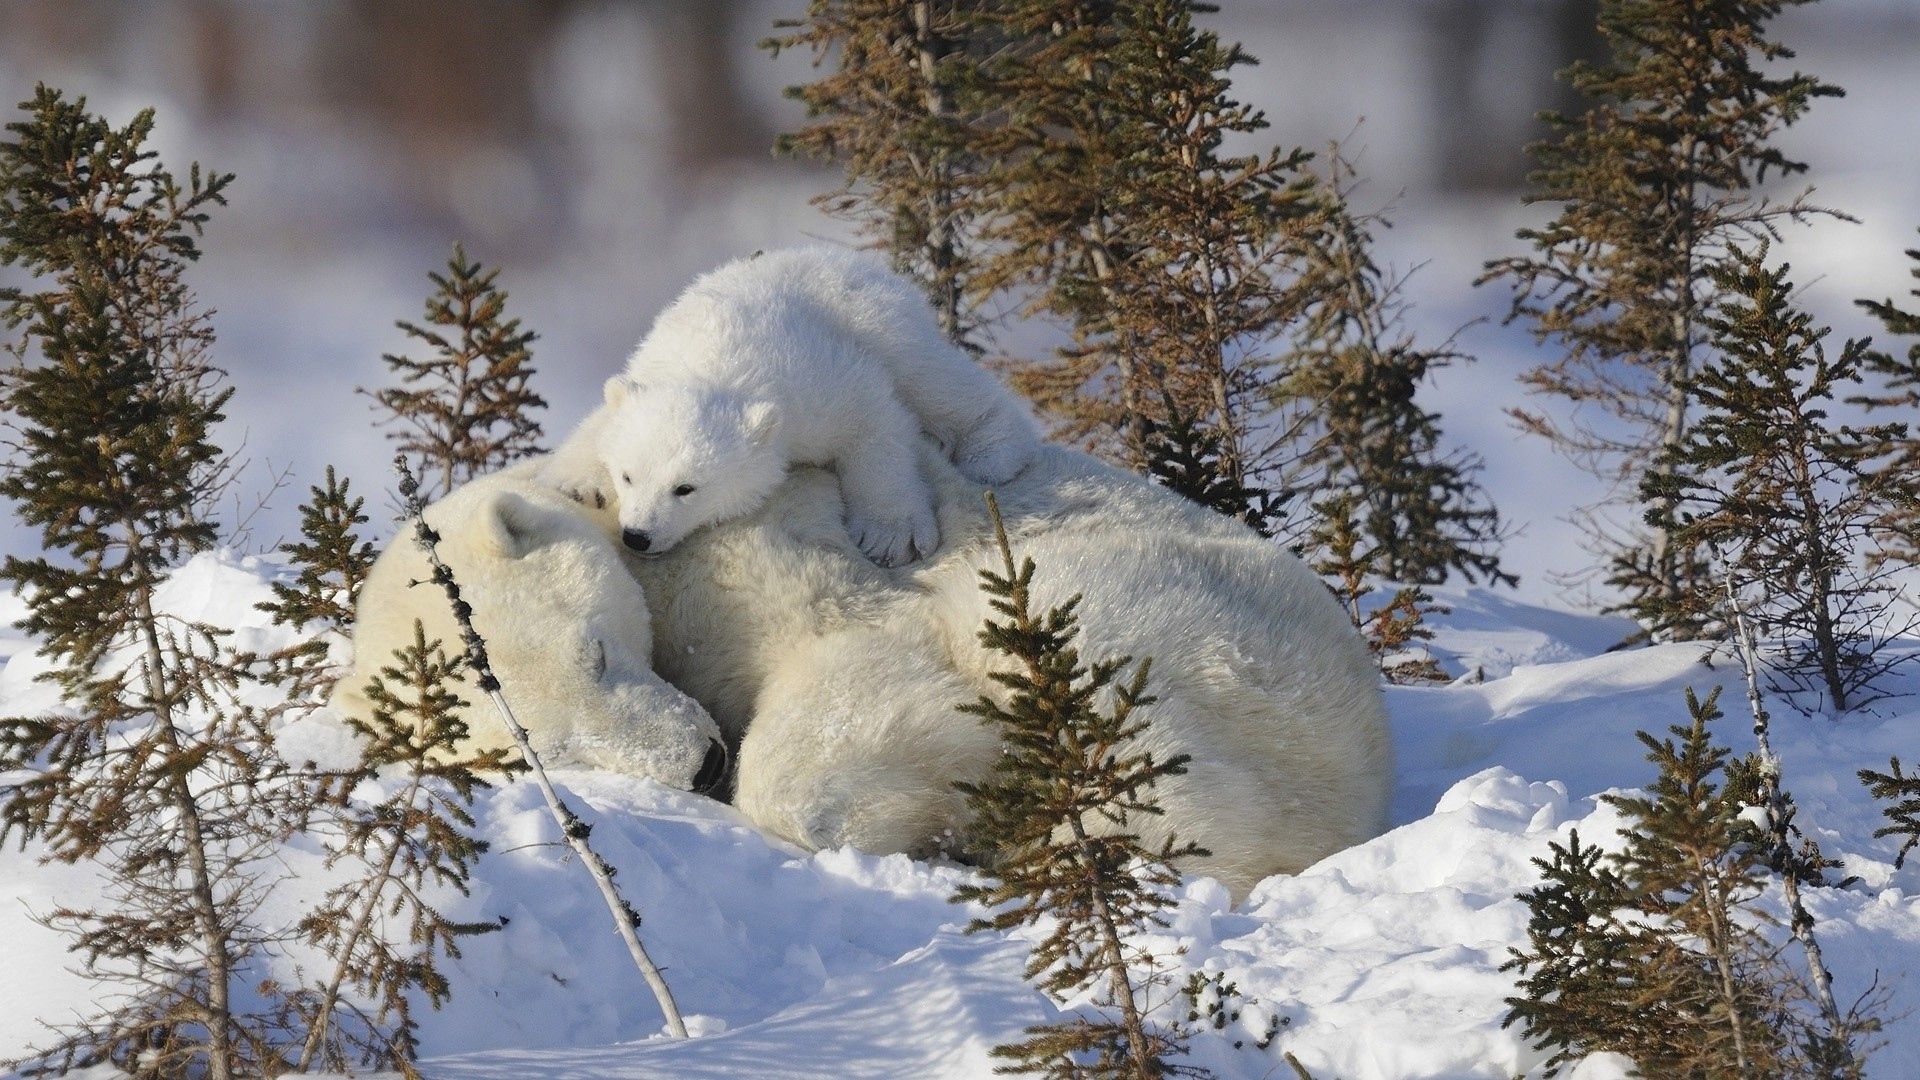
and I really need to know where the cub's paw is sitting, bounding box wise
[847,503,940,567]
[538,460,612,510]
[558,480,610,510]
[952,423,1037,486]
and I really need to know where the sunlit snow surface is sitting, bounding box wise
[2,554,1916,1079]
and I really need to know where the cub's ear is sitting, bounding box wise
[743,400,781,446]
[603,375,643,408]
[474,491,565,560]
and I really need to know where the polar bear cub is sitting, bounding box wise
[543,247,1040,566]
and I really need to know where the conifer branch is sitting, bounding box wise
[1308,490,1450,685]
[391,456,687,1039]
[1850,229,1920,567]
[1857,759,1920,870]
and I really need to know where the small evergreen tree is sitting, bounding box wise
[969,0,1319,481]
[1481,0,1841,637]
[767,0,993,350]
[257,466,378,701]
[0,86,294,1078]
[1608,688,1802,1076]
[953,495,1205,1079]
[365,244,544,499]
[1501,830,1642,1078]
[1648,252,1913,713]
[1308,492,1449,685]
[1505,687,1819,1077]
[265,467,376,633]
[1858,759,1919,870]
[1282,152,1510,587]
[293,622,517,1075]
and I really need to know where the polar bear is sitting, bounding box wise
[343,449,1392,899]
[626,443,1394,899]
[539,247,1040,567]
[333,464,728,793]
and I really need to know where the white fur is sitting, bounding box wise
[629,443,1394,900]
[333,463,725,791]
[541,247,1040,566]
[343,450,1392,900]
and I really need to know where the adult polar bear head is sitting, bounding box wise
[333,462,727,793]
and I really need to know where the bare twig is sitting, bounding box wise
[1717,544,1853,1066]
[391,456,688,1039]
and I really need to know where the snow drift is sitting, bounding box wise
[1,554,1915,1079]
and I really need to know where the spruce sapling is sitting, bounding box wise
[1282,150,1509,587]
[975,0,1318,473]
[1074,0,1319,488]
[1481,0,1842,638]
[1505,688,1816,1076]
[391,456,688,1039]
[952,494,1206,1079]
[0,85,297,1078]
[1650,252,1913,713]
[294,622,518,1075]
[1308,492,1450,685]
[257,466,378,702]
[265,467,376,632]
[366,244,545,499]
[1605,687,1796,1076]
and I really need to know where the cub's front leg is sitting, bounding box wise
[836,419,940,567]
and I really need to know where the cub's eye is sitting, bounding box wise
[672,484,697,497]
[620,472,631,485]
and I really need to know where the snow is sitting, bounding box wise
[2,554,1918,1079]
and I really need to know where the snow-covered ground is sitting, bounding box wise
[2,554,1915,1079]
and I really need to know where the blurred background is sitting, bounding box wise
[2,0,1916,605]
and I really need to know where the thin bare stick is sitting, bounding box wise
[392,457,688,1039]
[1717,545,1847,1047]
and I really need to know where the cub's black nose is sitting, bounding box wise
[694,739,729,794]
[622,528,652,552]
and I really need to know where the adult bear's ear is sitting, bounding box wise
[743,400,781,446]
[475,491,562,560]
[603,375,642,407]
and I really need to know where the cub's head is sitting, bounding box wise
[596,376,786,556]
